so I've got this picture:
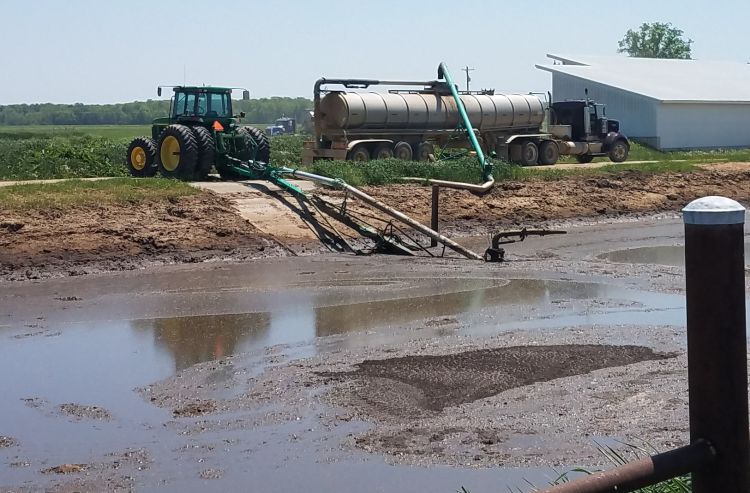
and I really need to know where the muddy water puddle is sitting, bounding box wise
[0,277,686,491]
[599,243,750,267]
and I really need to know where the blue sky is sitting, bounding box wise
[1,0,747,104]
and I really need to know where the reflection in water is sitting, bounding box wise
[129,279,636,370]
[599,244,750,267]
[132,313,271,371]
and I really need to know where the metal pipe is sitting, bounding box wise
[282,168,483,260]
[399,176,495,195]
[538,440,715,493]
[430,186,440,247]
[683,196,749,493]
[438,62,487,175]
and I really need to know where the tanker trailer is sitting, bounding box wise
[302,77,546,164]
[302,71,629,166]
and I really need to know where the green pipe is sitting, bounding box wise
[438,62,492,180]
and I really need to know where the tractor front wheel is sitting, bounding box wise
[157,125,199,179]
[126,137,157,177]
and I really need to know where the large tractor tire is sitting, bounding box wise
[192,126,215,180]
[126,137,157,177]
[237,126,270,163]
[157,124,199,179]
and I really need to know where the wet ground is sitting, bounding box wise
[1,213,746,492]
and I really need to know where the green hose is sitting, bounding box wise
[438,62,493,181]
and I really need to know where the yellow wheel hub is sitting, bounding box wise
[130,146,147,170]
[160,136,181,172]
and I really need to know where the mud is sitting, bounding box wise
[2,164,750,282]
[319,345,673,413]
[58,403,112,421]
[0,190,746,491]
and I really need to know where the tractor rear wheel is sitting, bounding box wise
[192,126,215,180]
[237,126,270,163]
[157,125,199,179]
[126,137,157,177]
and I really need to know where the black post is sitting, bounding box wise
[683,196,749,492]
[431,186,439,247]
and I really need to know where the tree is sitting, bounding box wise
[617,22,693,59]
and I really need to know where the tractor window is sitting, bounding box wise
[197,93,208,116]
[208,93,230,118]
[173,92,186,117]
[184,93,196,116]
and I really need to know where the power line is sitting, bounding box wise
[461,66,475,91]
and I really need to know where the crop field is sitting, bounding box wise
[0,125,749,183]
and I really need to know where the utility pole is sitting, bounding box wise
[462,66,475,91]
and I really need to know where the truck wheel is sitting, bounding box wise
[416,142,435,162]
[373,144,394,160]
[157,125,198,179]
[192,126,215,180]
[538,140,559,165]
[576,154,594,164]
[126,137,157,177]
[348,144,370,162]
[608,140,629,163]
[238,126,270,163]
[519,141,538,166]
[393,142,413,161]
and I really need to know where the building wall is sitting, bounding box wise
[657,103,750,150]
[552,73,659,146]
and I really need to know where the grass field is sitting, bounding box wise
[0,178,198,210]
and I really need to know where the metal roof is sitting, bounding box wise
[536,54,750,104]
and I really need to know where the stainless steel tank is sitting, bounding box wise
[319,91,545,131]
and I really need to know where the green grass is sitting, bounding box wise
[0,178,198,210]
[0,124,152,140]
[0,126,747,184]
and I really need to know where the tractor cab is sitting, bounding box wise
[550,100,620,141]
[167,86,234,126]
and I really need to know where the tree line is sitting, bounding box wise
[0,97,313,126]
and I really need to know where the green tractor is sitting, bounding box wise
[126,86,269,180]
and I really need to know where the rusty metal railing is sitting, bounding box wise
[540,196,750,493]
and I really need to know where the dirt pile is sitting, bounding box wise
[0,193,286,280]
[352,164,750,231]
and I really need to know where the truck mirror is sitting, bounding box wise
[242,90,250,101]
[157,87,162,97]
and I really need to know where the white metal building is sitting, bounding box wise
[536,54,750,150]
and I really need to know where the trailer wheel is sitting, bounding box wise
[393,142,413,161]
[373,144,394,160]
[608,140,629,163]
[519,141,538,166]
[576,154,594,164]
[126,137,157,177]
[348,144,370,162]
[192,126,215,180]
[416,142,435,162]
[157,124,199,179]
[537,141,559,165]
